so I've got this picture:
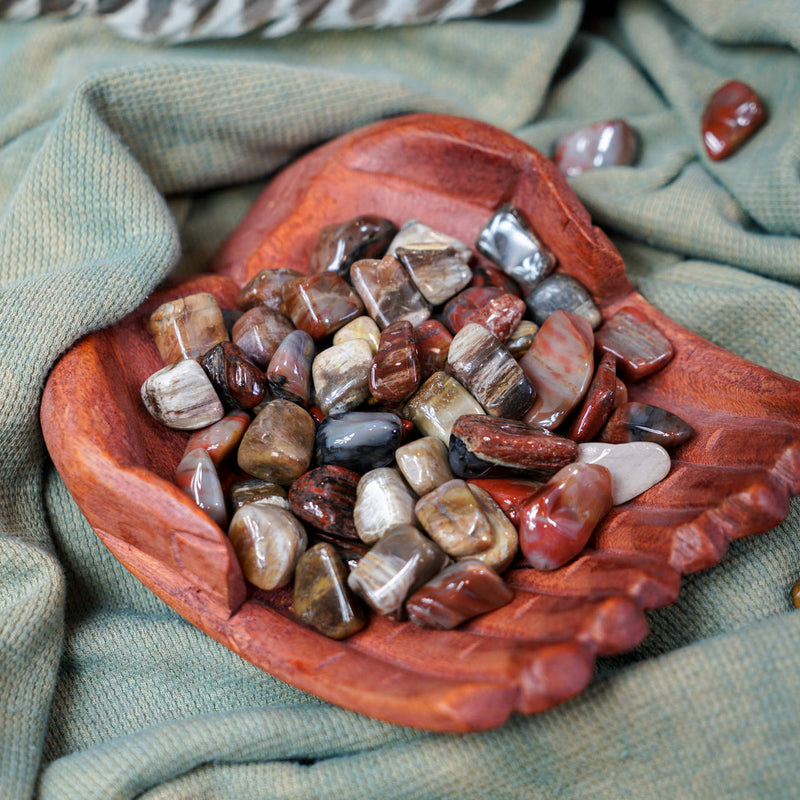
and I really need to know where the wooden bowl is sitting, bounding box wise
[40,113,800,732]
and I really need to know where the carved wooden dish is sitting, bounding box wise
[40,113,800,732]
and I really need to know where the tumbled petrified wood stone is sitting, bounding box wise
[350,255,430,329]
[312,338,373,416]
[466,477,543,528]
[353,467,416,545]
[505,320,539,359]
[520,310,594,430]
[403,371,484,444]
[175,447,227,528]
[332,315,381,354]
[386,219,472,263]
[599,401,694,449]
[476,204,556,292]
[347,524,449,617]
[228,504,307,590]
[525,273,601,329]
[554,119,638,177]
[595,307,673,382]
[315,411,402,472]
[229,478,289,512]
[199,341,268,410]
[701,80,767,161]
[406,559,514,629]
[519,463,613,570]
[395,244,472,306]
[236,268,302,311]
[369,320,421,405]
[395,436,453,496]
[231,306,295,368]
[464,485,519,573]
[448,415,577,479]
[237,399,315,484]
[413,320,452,381]
[469,264,522,297]
[441,286,503,335]
[311,215,397,278]
[141,359,224,431]
[448,323,533,419]
[280,273,364,339]
[566,352,617,443]
[415,478,493,557]
[293,542,367,639]
[266,329,314,406]
[462,292,526,343]
[184,410,250,467]
[148,291,228,363]
[289,465,361,539]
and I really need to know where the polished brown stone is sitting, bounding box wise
[395,436,453,496]
[280,273,364,339]
[229,478,289,512]
[441,286,503,334]
[185,410,250,467]
[369,320,421,404]
[566,352,617,443]
[332,316,381,354]
[231,306,295,368]
[701,80,767,161]
[395,244,472,306]
[599,401,694,450]
[311,215,397,278]
[413,320,452,381]
[266,329,314,406]
[236,268,303,311]
[175,447,227,528]
[594,307,674,382]
[148,292,228,364]
[199,341,268,410]
[353,467,416,545]
[464,485,519,574]
[289,465,361,539]
[312,339,373,416]
[504,320,539,359]
[462,292,526,343]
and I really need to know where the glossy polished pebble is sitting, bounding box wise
[567,352,617,443]
[266,329,314,406]
[185,410,250,467]
[525,273,601,329]
[232,306,295,368]
[449,415,577,479]
[442,286,503,334]
[312,338,373,416]
[237,399,315,484]
[369,320,420,405]
[280,273,364,339]
[228,504,307,590]
[448,323,533,419]
[469,264,523,297]
[476,204,556,292]
[332,316,381,354]
[347,524,449,617]
[415,478,493,557]
[462,292,526,342]
[229,478,289,512]
[599,401,695,449]
[613,377,628,410]
[406,559,513,629]
[236,268,302,311]
[175,448,227,528]
[311,215,397,278]
[293,542,366,639]
[519,463,612,571]
[315,411,402,472]
[413,320,452,381]
[594,307,674,382]
[148,292,228,363]
[467,477,543,528]
[403,371,484,444]
[792,579,800,610]
[702,80,767,161]
[396,244,472,306]
[395,436,453,496]
[289,465,360,539]
[350,255,430,329]
[577,441,671,505]
[386,219,472,263]
[141,359,224,431]
[199,342,267,410]
[505,320,539,358]
[353,467,416,545]
[554,119,638,177]
[464,485,519,573]
[520,310,594,429]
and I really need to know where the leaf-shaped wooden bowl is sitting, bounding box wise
[40,113,800,732]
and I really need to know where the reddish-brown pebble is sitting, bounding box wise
[369,320,421,404]
[199,342,268,410]
[289,465,361,540]
[281,273,364,339]
[441,287,503,334]
[567,352,617,443]
[469,264,522,297]
[185,410,250,467]
[413,320,452,381]
[701,80,767,161]
[466,477,543,528]
[599,402,694,450]
[232,307,295,368]
[236,268,303,311]
[462,292,526,342]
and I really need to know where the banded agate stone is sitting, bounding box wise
[463,485,519,573]
[566,352,617,443]
[184,410,250,467]
[148,292,228,363]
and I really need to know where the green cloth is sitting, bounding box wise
[2,2,800,796]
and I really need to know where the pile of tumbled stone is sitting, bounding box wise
[141,205,693,640]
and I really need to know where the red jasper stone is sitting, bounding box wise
[413,320,452,381]
[519,463,613,571]
[469,264,522,297]
[466,477,543,527]
[462,292,526,343]
[369,320,421,404]
[566,352,617,443]
[280,273,364,339]
[309,405,325,424]
[594,307,674,382]
[599,401,695,450]
[288,465,361,540]
[701,80,767,161]
[441,286,503,334]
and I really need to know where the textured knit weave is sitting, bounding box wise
[1,2,799,797]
